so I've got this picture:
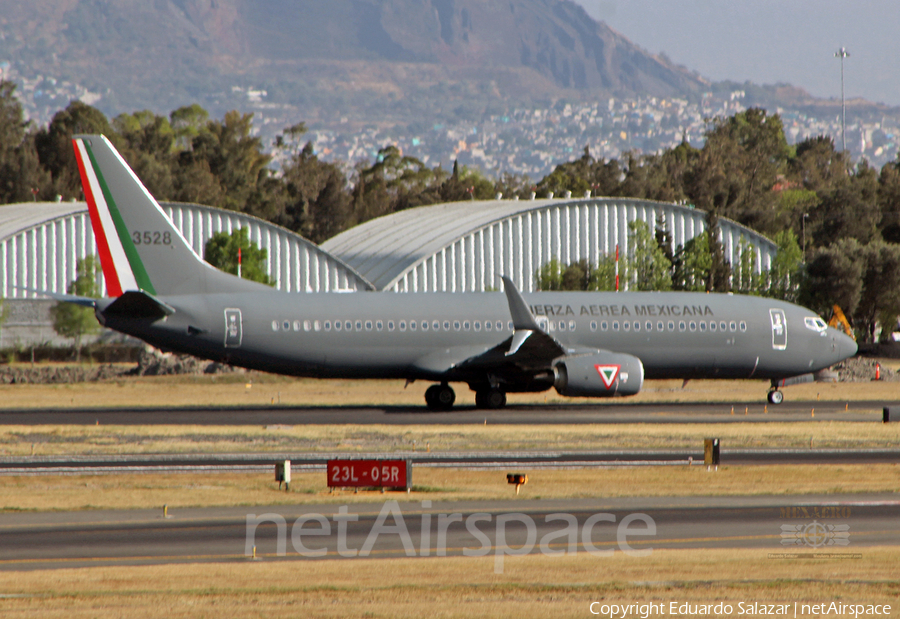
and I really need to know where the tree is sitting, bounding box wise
[800,239,864,324]
[672,233,712,292]
[535,258,565,291]
[765,229,803,302]
[704,212,732,292]
[51,256,102,361]
[34,100,115,201]
[274,125,353,243]
[204,228,274,286]
[0,80,48,204]
[626,220,672,291]
[731,236,764,295]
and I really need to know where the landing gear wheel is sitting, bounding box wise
[475,388,507,409]
[767,390,784,405]
[425,384,455,410]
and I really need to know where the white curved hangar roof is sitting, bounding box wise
[321,197,779,292]
[0,201,373,298]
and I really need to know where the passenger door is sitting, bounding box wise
[224,308,242,348]
[769,308,787,351]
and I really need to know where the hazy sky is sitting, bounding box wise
[575,0,900,107]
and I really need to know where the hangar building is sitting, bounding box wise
[322,197,779,293]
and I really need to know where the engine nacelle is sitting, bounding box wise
[554,351,644,398]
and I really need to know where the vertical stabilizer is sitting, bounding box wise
[72,135,270,296]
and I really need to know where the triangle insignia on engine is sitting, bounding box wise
[594,364,620,389]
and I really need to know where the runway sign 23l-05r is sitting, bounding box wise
[327,459,411,489]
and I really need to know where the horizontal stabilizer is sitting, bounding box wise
[101,290,175,320]
[17,287,96,308]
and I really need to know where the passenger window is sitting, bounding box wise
[324,321,331,331]
[558,321,566,331]
[473,321,481,331]
[679,321,686,331]
[409,321,416,331]
[710,322,716,332]
[314,320,321,331]
[388,321,395,331]
[646,321,653,331]
[433,320,440,331]
[283,320,291,331]
[623,321,630,331]
[633,321,640,332]
[613,321,620,331]
[272,320,279,332]
[303,320,311,332]
[601,321,608,331]
[689,321,696,332]
[365,320,373,331]
[463,321,470,331]
[668,321,675,331]
[740,321,747,332]
[730,321,737,332]
[355,320,362,331]
[454,321,461,331]
[444,320,451,331]
[293,320,301,332]
[508,321,514,330]
[720,321,727,331]
[590,321,597,331]
[422,321,428,331]
[699,322,706,332]
[485,320,492,331]
[376,320,383,331]
[569,320,576,331]
[657,321,663,331]
[399,320,407,331]
[335,321,342,331]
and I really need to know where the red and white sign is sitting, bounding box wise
[327,459,411,489]
[594,364,620,389]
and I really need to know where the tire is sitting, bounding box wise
[485,389,507,409]
[767,390,784,405]
[435,385,455,410]
[425,385,441,410]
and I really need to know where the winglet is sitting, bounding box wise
[500,276,540,331]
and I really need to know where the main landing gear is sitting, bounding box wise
[767,389,784,405]
[425,383,455,411]
[424,384,508,410]
[475,388,507,410]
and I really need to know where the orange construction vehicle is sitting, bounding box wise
[828,305,856,341]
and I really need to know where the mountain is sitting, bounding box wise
[0,0,708,122]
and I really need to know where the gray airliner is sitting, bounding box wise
[59,135,857,409]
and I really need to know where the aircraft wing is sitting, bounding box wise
[412,277,569,378]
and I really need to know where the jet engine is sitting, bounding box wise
[553,351,644,397]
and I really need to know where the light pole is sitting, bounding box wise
[834,47,850,152]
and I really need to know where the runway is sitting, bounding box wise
[0,494,896,570]
[0,400,891,425]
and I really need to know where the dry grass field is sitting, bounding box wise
[1,464,898,512]
[0,549,897,618]
[2,420,899,458]
[0,371,898,409]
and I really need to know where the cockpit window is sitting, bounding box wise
[804,317,828,332]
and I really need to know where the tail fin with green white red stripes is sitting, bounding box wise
[72,134,270,297]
